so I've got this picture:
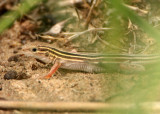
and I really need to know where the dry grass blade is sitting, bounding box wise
[85,0,97,27]
[66,27,111,43]
[124,4,148,15]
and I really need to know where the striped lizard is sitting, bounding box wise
[32,46,160,79]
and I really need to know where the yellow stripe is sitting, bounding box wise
[38,46,103,61]
[35,46,160,63]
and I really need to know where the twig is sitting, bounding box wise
[75,7,81,21]
[36,34,64,41]
[85,0,97,27]
[124,4,148,15]
[66,27,111,43]
[61,32,80,35]
[0,101,160,112]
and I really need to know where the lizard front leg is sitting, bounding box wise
[42,59,61,79]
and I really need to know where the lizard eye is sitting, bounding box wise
[32,48,37,52]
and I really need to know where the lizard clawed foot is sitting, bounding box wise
[38,75,52,79]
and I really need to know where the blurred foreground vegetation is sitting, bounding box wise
[102,0,160,113]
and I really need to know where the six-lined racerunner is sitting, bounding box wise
[32,46,160,79]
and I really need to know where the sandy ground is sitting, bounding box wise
[0,21,106,102]
[0,21,138,104]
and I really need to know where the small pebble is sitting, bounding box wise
[8,55,19,62]
[4,70,18,80]
[0,97,7,100]
[31,64,38,70]
[13,50,18,54]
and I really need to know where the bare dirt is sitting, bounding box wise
[0,21,105,102]
[0,21,139,104]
